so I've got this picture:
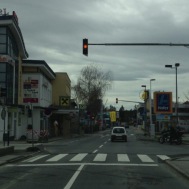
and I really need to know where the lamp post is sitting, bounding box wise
[165,63,180,125]
[141,85,147,132]
[149,79,155,126]
[150,79,155,136]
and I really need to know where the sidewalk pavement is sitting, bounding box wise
[134,126,189,179]
[0,134,83,166]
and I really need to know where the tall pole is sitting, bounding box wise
[165,63,180,126]
[150,79,155,137]
[141,85,147,132]
[149,79,155,126]
[175,65,178,125]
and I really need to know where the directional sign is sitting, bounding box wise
[59,96,70,106]
[154,92,172,114]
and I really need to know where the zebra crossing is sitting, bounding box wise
[22,153,170,164]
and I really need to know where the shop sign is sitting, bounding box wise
[154,92,172,114]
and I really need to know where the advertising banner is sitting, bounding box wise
[154,92,172,114]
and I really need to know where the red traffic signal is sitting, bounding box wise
[116,98,118,103]
[83,38,88,56]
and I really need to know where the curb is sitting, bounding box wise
[0,151,41,166]
[165,160,189,180]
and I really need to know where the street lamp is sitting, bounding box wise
[165,63,180,125]
[150,79,155,136]
[141,85,147,132]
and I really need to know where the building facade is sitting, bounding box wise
[0,11,79,142]
[0,11,28,141]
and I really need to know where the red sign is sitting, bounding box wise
[23,98,38,103]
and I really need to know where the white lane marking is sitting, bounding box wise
[157,155,170,160]
[99,145,103,148]
[22,154,49,162]
[70,153,88,162]
[7,163,158,167]
[64,164,85,189]
[92,150,98,153]
[93,153,107,162]
[117,154,130,162]
[104,141,107,144]
[46,154,68,162]
[137,154,154,163]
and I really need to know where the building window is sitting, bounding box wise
[0,35,6,43]
[0,27,6,34]
[0,72,6,81]
[0,44,6,54]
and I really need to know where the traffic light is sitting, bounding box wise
[116,98,118,103]
[83,38,88,56]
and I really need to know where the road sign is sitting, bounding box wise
[59,96,70,106]
[154,92,172,114]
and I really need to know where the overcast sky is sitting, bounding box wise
[2,0,189,110]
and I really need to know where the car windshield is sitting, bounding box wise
[113,128,125,133]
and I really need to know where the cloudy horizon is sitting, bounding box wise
[1,0,189,109]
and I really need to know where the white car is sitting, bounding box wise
[111,127,127,142]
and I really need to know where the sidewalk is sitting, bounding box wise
[0,135,82,166]
[134,126,189,179]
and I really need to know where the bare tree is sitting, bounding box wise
[72,64,112,114]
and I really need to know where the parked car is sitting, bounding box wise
[111,126,127,142]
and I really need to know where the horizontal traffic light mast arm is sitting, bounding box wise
[88,43,189,47]
[118,100,144,104]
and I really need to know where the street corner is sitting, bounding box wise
[165,155,189,179]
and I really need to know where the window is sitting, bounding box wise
[0,44,6,53]
[0,73,6,81]
[0,35,6,43]
[0,27,6,34]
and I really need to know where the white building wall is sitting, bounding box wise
[15,73,53,140]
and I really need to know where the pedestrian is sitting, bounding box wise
[54,120,59,137]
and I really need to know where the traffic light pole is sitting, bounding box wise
[88,43,189,47]
[83,40,189,56]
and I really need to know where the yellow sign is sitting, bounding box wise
[60,96,70,106]
[110,111,116,122]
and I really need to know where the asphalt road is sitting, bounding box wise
[0,127,189,189]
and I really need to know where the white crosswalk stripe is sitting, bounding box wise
[137,154,154,162]
[22,153,170,163]
[22,154,50,162]
[156,155,170,160]
[46,154,68,162]
[93,153,107,162]
[70,153,88,162]
[117,154,130,162]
